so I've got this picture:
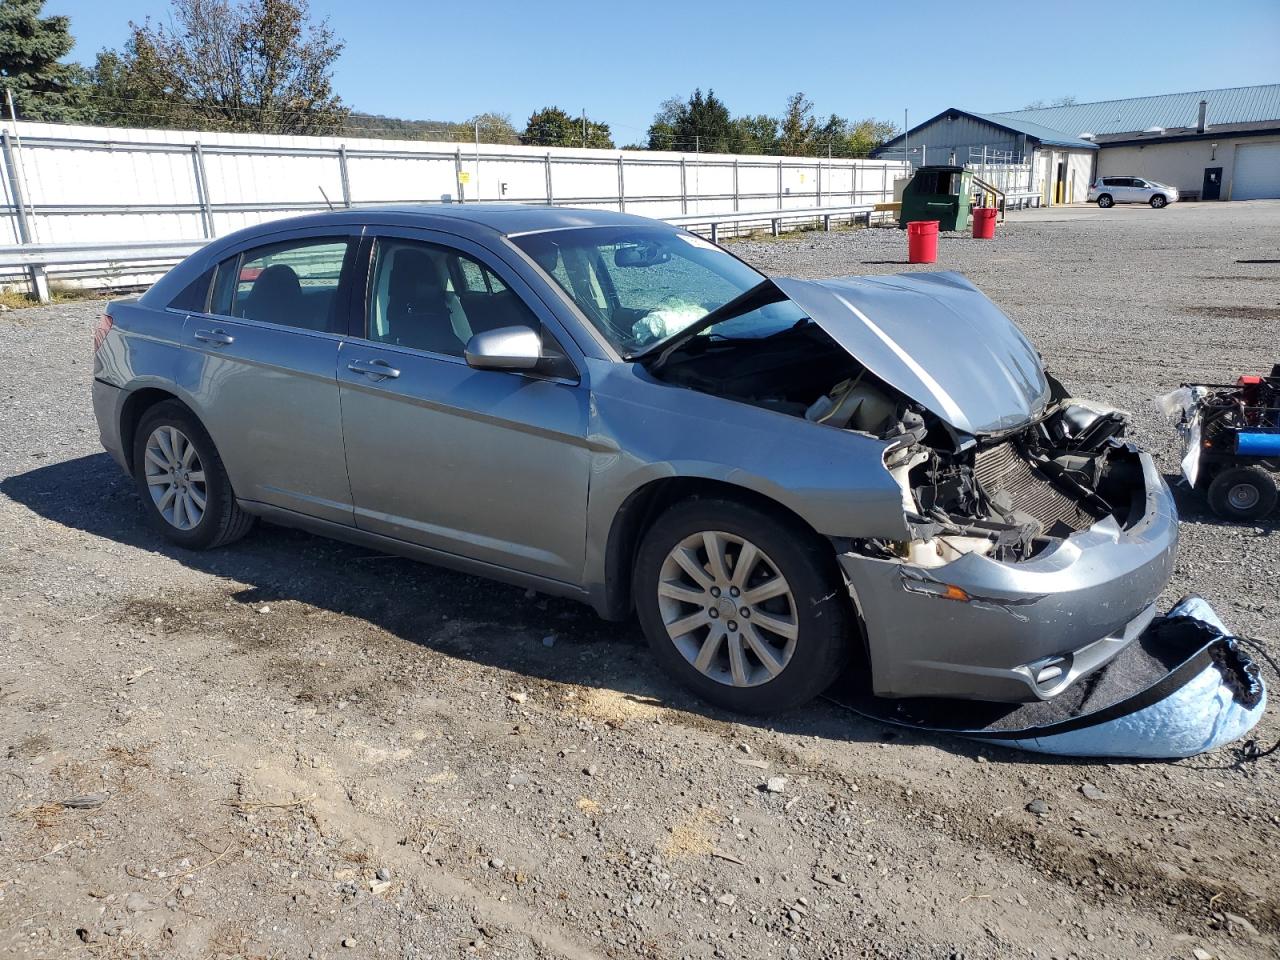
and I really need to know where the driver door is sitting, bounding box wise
[337,229,592,585]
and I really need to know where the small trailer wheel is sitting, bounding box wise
[1207,465,1278,521]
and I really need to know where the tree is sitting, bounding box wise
[778,92,816,156]
[814,114,898,157]
[89,0,347,134]
[1023,95,1077,109]
[731,114,779,154]
[467,111,520,145]
[523,106,612,148]
[644,96,683,151]
[0,0,90,121]
[646,88,733,152]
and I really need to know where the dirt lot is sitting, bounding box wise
[2,200,1278,960]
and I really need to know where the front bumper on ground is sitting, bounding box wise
[839,451,1179,702]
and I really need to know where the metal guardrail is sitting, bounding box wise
[666,203,879,242]
[0,204,892,302]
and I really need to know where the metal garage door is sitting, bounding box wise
[1232,142,1280,200]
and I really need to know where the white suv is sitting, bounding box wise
[1089,177,1179,208]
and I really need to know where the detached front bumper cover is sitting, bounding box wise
[838,596,1266,759]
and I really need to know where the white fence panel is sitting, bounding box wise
[0,120,908,291]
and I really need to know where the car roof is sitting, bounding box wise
[235,203,665,240]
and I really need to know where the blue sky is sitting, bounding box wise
[50,0,1280,141]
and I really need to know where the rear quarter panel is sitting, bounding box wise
[94,301,191,470]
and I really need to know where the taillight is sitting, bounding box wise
[93,313,114,353]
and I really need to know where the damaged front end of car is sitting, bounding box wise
[645,271,1179,703]
[638,267,1265,755]
[838,400,1176,703]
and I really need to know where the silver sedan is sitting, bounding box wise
[92,205,1178,713]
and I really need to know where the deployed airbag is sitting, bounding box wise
[835,596,1266,759]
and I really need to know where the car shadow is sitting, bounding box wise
[3,452,1185,767]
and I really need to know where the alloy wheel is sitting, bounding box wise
[143,425,207,531]
[656,530,798,688]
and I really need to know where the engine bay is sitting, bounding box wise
[649,323,1141,565]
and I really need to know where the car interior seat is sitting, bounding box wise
[383,248,462,354]
[240,264,306,327]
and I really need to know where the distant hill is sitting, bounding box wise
[340,111,521,144]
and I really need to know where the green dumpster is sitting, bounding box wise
[898,165,974,232]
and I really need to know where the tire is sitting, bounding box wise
[131,400,254,549]
[633,497,852,714]
[1150,194,1167,208]
[1097,194,1114,208]
[1207,465,1278,522]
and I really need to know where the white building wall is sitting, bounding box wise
[1028,147,1096,204]
[1097,136,1280,199]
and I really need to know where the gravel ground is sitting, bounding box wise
[1,200,1278,960]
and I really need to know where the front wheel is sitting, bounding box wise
[1207,466,1278,521]
[1097,194,1114,208]
[634,498,853,714]
[1150,194,1167,208]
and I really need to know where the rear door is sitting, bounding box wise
[173,227,361,526]
[337,228,592,584]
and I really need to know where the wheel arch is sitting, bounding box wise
[599,475,842,622]
[119,386,206,476]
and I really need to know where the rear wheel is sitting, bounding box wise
[1207,465,1278,521]
[1150,194,1167,208]
[132,400,254,549]
[634,498,852,714]
[1097,194,1114,208]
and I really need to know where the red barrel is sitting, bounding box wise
[907,220,939,263]
[972,207,997,240]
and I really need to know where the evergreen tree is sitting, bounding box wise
[523,106,612,148]
[0,0,88,121]
[646,88,733,152]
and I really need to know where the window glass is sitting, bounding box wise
[367,238,539,357]
[168,267,214,312]
[210,238,351,333]
[512,225,805,355]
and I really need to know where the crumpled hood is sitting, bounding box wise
[772,272,1049,436]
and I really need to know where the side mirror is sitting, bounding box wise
[464,325,542,371]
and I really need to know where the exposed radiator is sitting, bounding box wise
[974,441,1102,533]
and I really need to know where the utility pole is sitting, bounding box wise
[582,109,587,148]
[904,108,909,170]
[474,118,481,201]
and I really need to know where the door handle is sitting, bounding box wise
[194,328,234,346]
[347,358,401,380]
